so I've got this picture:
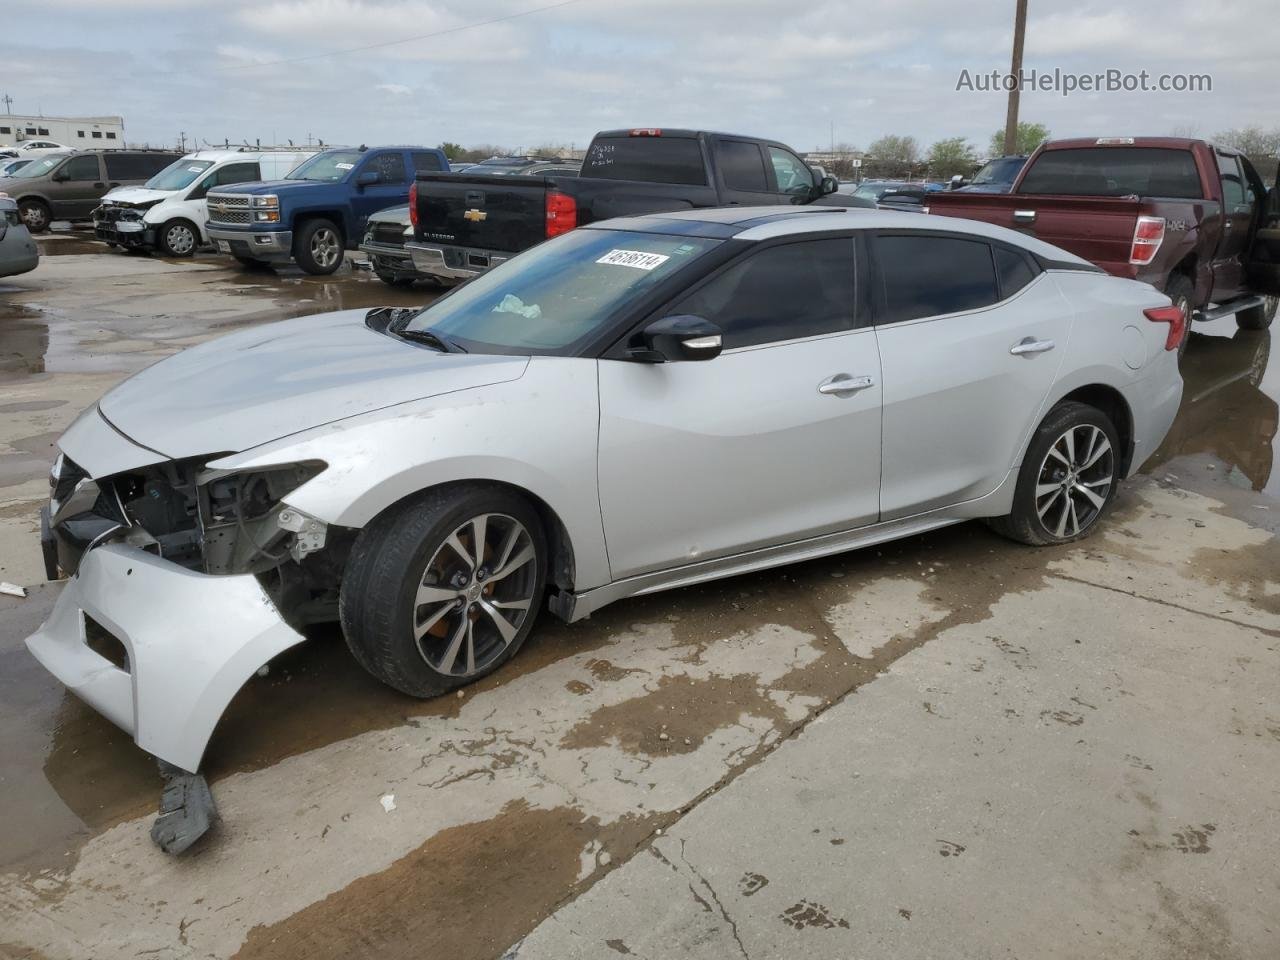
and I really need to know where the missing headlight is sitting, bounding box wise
[197,461,327,575]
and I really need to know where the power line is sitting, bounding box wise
[219,0,590,71]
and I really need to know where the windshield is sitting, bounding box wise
[145,158,214,190]
[854,181,903,199]
[286,150,363,182]
[404,229,722,353]
[972,158,1024,185]
[8,154,68,179]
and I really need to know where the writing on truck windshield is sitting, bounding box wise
[286,151,365,182]
[405,229,722,353]
[580,137,708,186]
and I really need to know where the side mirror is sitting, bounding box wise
[52,171,68,182]
[356,171,380,187]
[629,315,723,362]
[820,175,839,196]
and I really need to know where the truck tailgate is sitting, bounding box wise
[414,173,550,253]
[928,193,1143,270]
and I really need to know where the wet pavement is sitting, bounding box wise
[0,231,1277,959]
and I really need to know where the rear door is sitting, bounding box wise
[709,137,781,206]
[1244,157,1280,296]
[1211,150,1253,298]
[596,236,882,579]
[870,231,1074,519]
[350,150,411,239]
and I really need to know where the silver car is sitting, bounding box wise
[0,196,38,277]
[27,207,1182,846]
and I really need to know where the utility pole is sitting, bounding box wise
[1,93,12,115]
[179,131,187,152]
[1002,0,1028,156]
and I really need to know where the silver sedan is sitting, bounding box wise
[27,207,1182,846]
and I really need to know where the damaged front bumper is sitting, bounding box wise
[25,542,306,773]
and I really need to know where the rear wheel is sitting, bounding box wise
[18,199,50,233]
[340,487,546,698]
[294,218,343,275]
[157,219,198,257]
[1237,294,1277,331]
[1165,274,1194,359]
[987,401,1121,546]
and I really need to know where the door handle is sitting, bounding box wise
[1013,209,1036,224]
[1010,337,1055,356]
[818,373,875,395]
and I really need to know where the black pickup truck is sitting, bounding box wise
[404,128,845,284]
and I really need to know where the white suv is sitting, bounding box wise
[93,149,315,257]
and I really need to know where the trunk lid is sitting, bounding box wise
[414,172,552,252]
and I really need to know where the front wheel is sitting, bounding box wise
[1237,294,1277,331]
[157,219,198,257]
[340,487,546,698]
[294,218,343,275]
[987,401,1121,546]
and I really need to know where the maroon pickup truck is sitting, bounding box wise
[927,137,1280,343]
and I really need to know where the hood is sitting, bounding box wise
[98,309,528,459]
[368,203,411,226]
[100,186,172,207]
[209,178,320,198]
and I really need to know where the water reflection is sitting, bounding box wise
[1146,328,1276,493]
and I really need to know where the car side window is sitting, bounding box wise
[993,245,1038,298]
[411,151,444,173]
[668,238,856,350]
[373,152,407,183]
[718,140,768,192]
[63,155,100,181]
[1217,152,1246,210]
[876,234,1000,324]
[216,162,260,186]
[767,146,814,196]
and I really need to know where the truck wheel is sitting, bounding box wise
[1237,295,1277,331]
[294,219,343,275]
[18,199,51,233]
[986,401,1121,547]
[1165,274,1194,359]
[340,486,546,698]
[157,219,198,258]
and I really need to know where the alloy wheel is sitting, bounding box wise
[1034,423,1115,539]
[311,228,340,269]
[412,513,538,677]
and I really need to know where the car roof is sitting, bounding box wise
[185,149,314,162]
[586,206,1095,266]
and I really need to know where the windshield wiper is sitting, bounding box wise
[398,328,464,353]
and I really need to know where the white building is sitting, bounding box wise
[0,115,126,149]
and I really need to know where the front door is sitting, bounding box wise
[1211,150,1254,300]
[871,231,1074,519]
[54,154,105,220]
[596,236,882,579]
[350,151,410,242]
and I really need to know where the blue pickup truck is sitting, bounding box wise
[205,145,449,274]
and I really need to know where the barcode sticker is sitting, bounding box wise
[596,249,671,270]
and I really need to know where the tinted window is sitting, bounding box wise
[994,245,1037,297]
[580,136,707,186]
[767,146,814,195]
[1017,147,1202,199]
[671,239,856,349]
[411,151,444,173]
[105,154,147,179]
[718,140,767,192]
[215,162,260,186]
[63,155,100,181]
[877,235,998,323]
[373,152,406,183]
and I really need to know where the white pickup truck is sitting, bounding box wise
[93,148,315,257]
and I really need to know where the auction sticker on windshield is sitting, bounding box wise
[596,249,671,270]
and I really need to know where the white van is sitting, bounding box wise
[92,148,316,257]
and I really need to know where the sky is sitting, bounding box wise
[1,0,1276,156]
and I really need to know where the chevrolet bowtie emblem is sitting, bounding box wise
[463,208,487,222]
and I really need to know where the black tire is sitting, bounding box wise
[1165,273,1194,360]
[293,218,344,275]
[987,401,1122,546]
[18,199,51,234]
[157,218,198,258]
[340,486,546,698]
[1237,294,1277,331]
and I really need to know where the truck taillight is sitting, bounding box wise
[409,182,418,230]
[1129,215,1165,265]
[545,190,577,238]
[1144,304,1186,352]
[629,128,662,137]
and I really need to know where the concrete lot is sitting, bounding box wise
[0,230,1277,959]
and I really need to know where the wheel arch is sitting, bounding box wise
[1049,383,1135,476]
[293,209,348,246]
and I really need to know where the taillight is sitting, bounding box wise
[1144,304,1186,352]
[629,128,662,137]
[1130,215,1165,265]
[545,190,577,238]
[408,181,418,230]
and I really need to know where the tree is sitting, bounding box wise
[864,135,919,178]
[1213,126,1280,175]
[988,121,1049,157]
[927,137,977,180]
[437,141,465,160]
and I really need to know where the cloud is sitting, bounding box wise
[376,83,412,95]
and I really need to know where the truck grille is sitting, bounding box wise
[207,194,251,225]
